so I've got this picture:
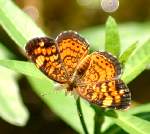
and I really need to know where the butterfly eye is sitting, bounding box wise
[101,0,119,13]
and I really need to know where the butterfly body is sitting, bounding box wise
[25,31,131,109]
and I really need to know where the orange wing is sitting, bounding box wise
[25,31,89,83]
[56,31,89,78]
[74,51,131,109]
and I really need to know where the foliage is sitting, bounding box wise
[0,0,150,133]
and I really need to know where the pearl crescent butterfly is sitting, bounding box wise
[25,31,131,109]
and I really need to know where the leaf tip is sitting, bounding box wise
[106,16,116,26]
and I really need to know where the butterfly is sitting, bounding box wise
[25,31,131,109]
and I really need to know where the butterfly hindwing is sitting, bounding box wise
[75,51,131,109]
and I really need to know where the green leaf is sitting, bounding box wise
[27,76,95,134]
[103,125,126,134]
[0,42,29,126]
[105,16,120,57]
[0,59,95,133]
[119,41,137,64]
[0,0,45,48]
[80,26,105,51]
[1,0,150,133]
[103,104,150,134]
[0,60,49,80]
[106,110,150,134]
[0,42,15,59]
[0,66,29,126]
[102,104,150,133]
[81,22,150,53]
[122,40,150,83]
[1,59,150,134]
[128,103,150,115]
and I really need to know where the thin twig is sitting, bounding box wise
[76,98,89,134]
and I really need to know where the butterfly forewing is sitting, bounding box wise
[56,31,89,78]
[25,37,68,83]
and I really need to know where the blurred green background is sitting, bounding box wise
[0,0,150,134]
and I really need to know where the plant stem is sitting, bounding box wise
[92,105,105,134]
[76,98,89,134]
